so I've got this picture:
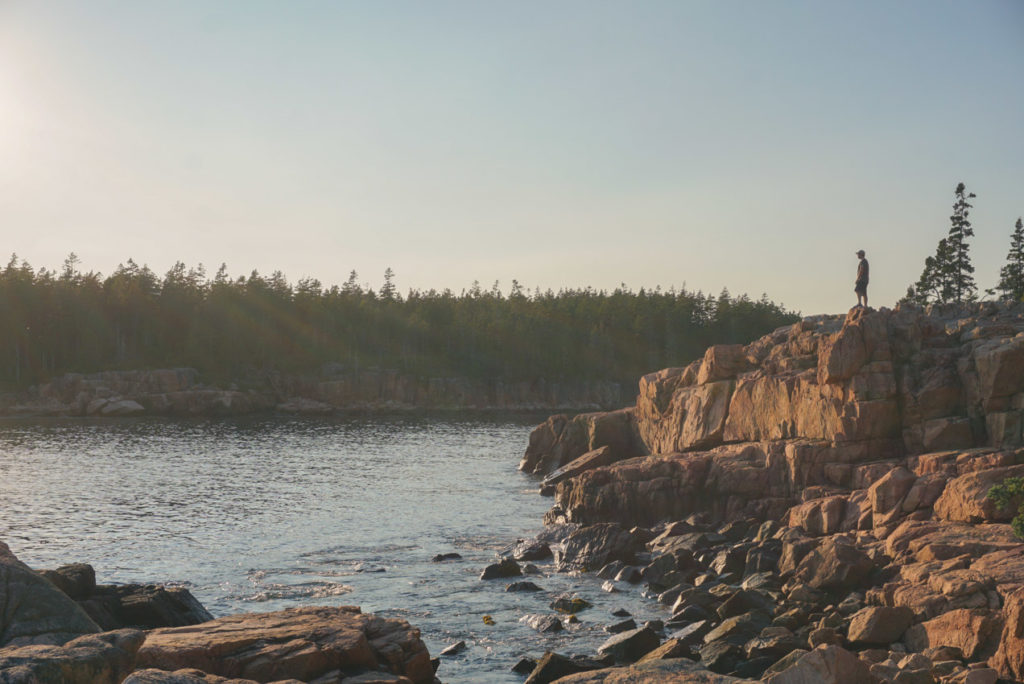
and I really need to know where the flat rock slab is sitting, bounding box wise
[0,628,143,684]
[136,606,433,684]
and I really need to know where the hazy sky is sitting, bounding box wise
[1,1,1022,314]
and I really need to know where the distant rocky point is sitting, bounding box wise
[0,367,623,416]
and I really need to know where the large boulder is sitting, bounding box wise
[846,606,915,645]
[554,523,641,573]
[521,410,642,476]
[552,454,712,526]
[0,541,101,647]
[991,586,1024,681]
[0,628,143,684]
[136,606,433,683]
[903,608,1003,661]
[764,644,873,684]
[79,584,213,631]
[792,536,875,592]
[933,464,1024,523]
[597,626,661,664]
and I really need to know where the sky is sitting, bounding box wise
[1,1,1022,315]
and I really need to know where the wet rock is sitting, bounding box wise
[520,614,564,633]
[611,608,632,617]
[846,606,915,645]
[0,629,143,684]
[597,560,627,579]
[503,539,552,562]
[614,566,643,584]
[605,618,637,634]
[601,581,619,593]
[431,552,461,562]
[554,523,641,573]
[511,657,536,675]
[479,558,521,580]
[550,595,592,614]
[0,541,100,647]
[598,626,661,664]
[137,606,433,683]
[505,581,542,592]
[81,584,213,631]
[523,651,605,684]
[440,640,466,656]
[38,564,96,601]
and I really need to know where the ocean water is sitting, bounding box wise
[0,415,667,682]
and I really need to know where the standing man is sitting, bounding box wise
[855,249,869,308]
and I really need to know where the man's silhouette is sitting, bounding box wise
[855,250,869,308]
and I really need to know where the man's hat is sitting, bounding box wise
[856,250,865,256]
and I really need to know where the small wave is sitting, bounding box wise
[247,567,355,581]
[236,581,354,602]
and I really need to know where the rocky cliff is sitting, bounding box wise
[519,301,1024,682]
[0,368,624,416]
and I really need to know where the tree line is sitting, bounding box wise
[0,255,799,388]
[903,182,1024,305]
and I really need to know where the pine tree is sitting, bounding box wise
[945,182,977,303]
[997,218,1024,301]
[379,267,397,301]
[908,183,977,305]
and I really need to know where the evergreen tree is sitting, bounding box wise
[997,218,1024,301]
[908,183,977,305]
[379,267,397,301]
[945,182,977,303]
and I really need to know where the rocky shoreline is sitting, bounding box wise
[0,369,623,416]
[6,300,1024,683]
[0,541,436,683]
[495,301,1024,682]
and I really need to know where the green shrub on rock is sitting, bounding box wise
[987,477,1024,538]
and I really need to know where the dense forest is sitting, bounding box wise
[0,254,799,387]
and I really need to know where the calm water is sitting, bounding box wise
[0,415,666,682]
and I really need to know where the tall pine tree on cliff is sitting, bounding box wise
[944,182,977,303]
[906,182,977,305]
[997,218,1024,301]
